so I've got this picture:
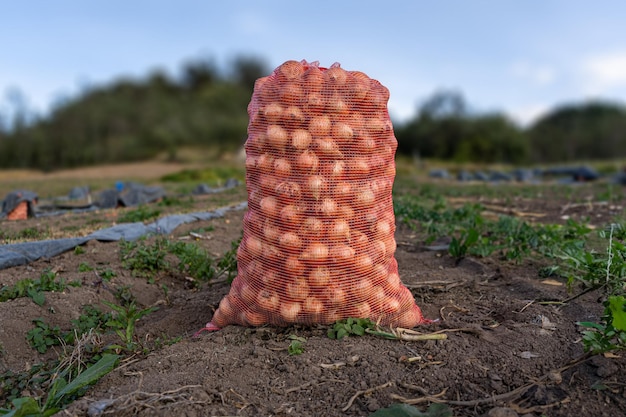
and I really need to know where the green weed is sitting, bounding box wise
[118,205,162,223]
[0,270,78,306]
[572,223,626,353]
[0,353,118,416]
[77,262,93,272]
[102,301,158,352]
[287,335,306,355]
[119,238,169,279]
[26,319,72,354]
[328,318,378,340]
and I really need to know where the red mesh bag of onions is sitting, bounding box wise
[205,59,425,330]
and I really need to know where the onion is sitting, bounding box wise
[303,297,324,316]
[239,281,257,305]
[278,232,303,253]
[260,196,279,218]
[257,289,280,312]
[337,205,355,223]
[301,242,329,263]
[283,105,305,126]
[368,178,390,199]
[350,230,369,252]
[309,266,330,287]
[332,181,353,201]
[280,301,302,322]
[314,137,342,157]
[245,154,258,172]
[330,244,356,264]
[262,102,283,123]
[332,122,354,144]
[384,235,397,256]
[317,198,338,217]
[308,115,332,137]
[244,235,264,258]
[279,83,304,105]
[370,285,387,307]
[291,129,312,150]
[323,66,348,85]
[286,277,310,301]
[259,174,279,193]
[306,175,327,200]
[365,117,387,135]
[273,158,291,178]
[373,218,392,239]
[253,76,270,92]
[303,65,324,93]
[382,296,401,314]
[352,302,372,319]
[295,150,319,173]
[262,243,282,263]
[385,272,402,293]
[328,160,346,178]
[368,82,390,109]
[256,153,274,174]
[305,93,325,113]
[217,294,235,318]
[280,204,303,226]
[275,182,302,201]
[354,186,376,208]
[356,135,376,153]
[369,239,388,262]
[321,309,342,325]
[300,217,324,238]
[395,308,419,328]
[262,219,280,243]
[350,157,370,176]
[278,60,305,81]
[347,71,371,101]
[284,256,306,277]
[370,264,388,286]
[324,285,347,306]
[326,94,349,115]
[351,278,373,300]
[327,218,350,242]
[244,310,267,326]
[267,124,289,151]
[352,254,374,275]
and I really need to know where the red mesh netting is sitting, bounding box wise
[206,60,425,329]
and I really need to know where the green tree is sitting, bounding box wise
[527,101,626,162]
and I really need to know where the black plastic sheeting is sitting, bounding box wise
[0,202,247,270]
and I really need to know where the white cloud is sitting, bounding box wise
[581,51,626,95]
[510,61,556,86]
[509,103,551,127]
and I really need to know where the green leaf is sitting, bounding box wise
[369,402,452,417]
[352,324,365,336]
[49,353,119,407]
[336,328,348,340]
[2,397,42,417]
[27,289,45,306]
[577,321,605,330]
[608,296,626,331]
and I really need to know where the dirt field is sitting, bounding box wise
[1,173,625,417]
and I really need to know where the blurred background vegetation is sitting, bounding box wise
[1,55,626,171]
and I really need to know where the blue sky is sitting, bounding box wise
[2,1,626,127]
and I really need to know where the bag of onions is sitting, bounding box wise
[205,59,425,330]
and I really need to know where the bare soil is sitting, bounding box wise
[1,180,625,417]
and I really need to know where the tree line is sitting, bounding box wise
[1,56,626,171]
